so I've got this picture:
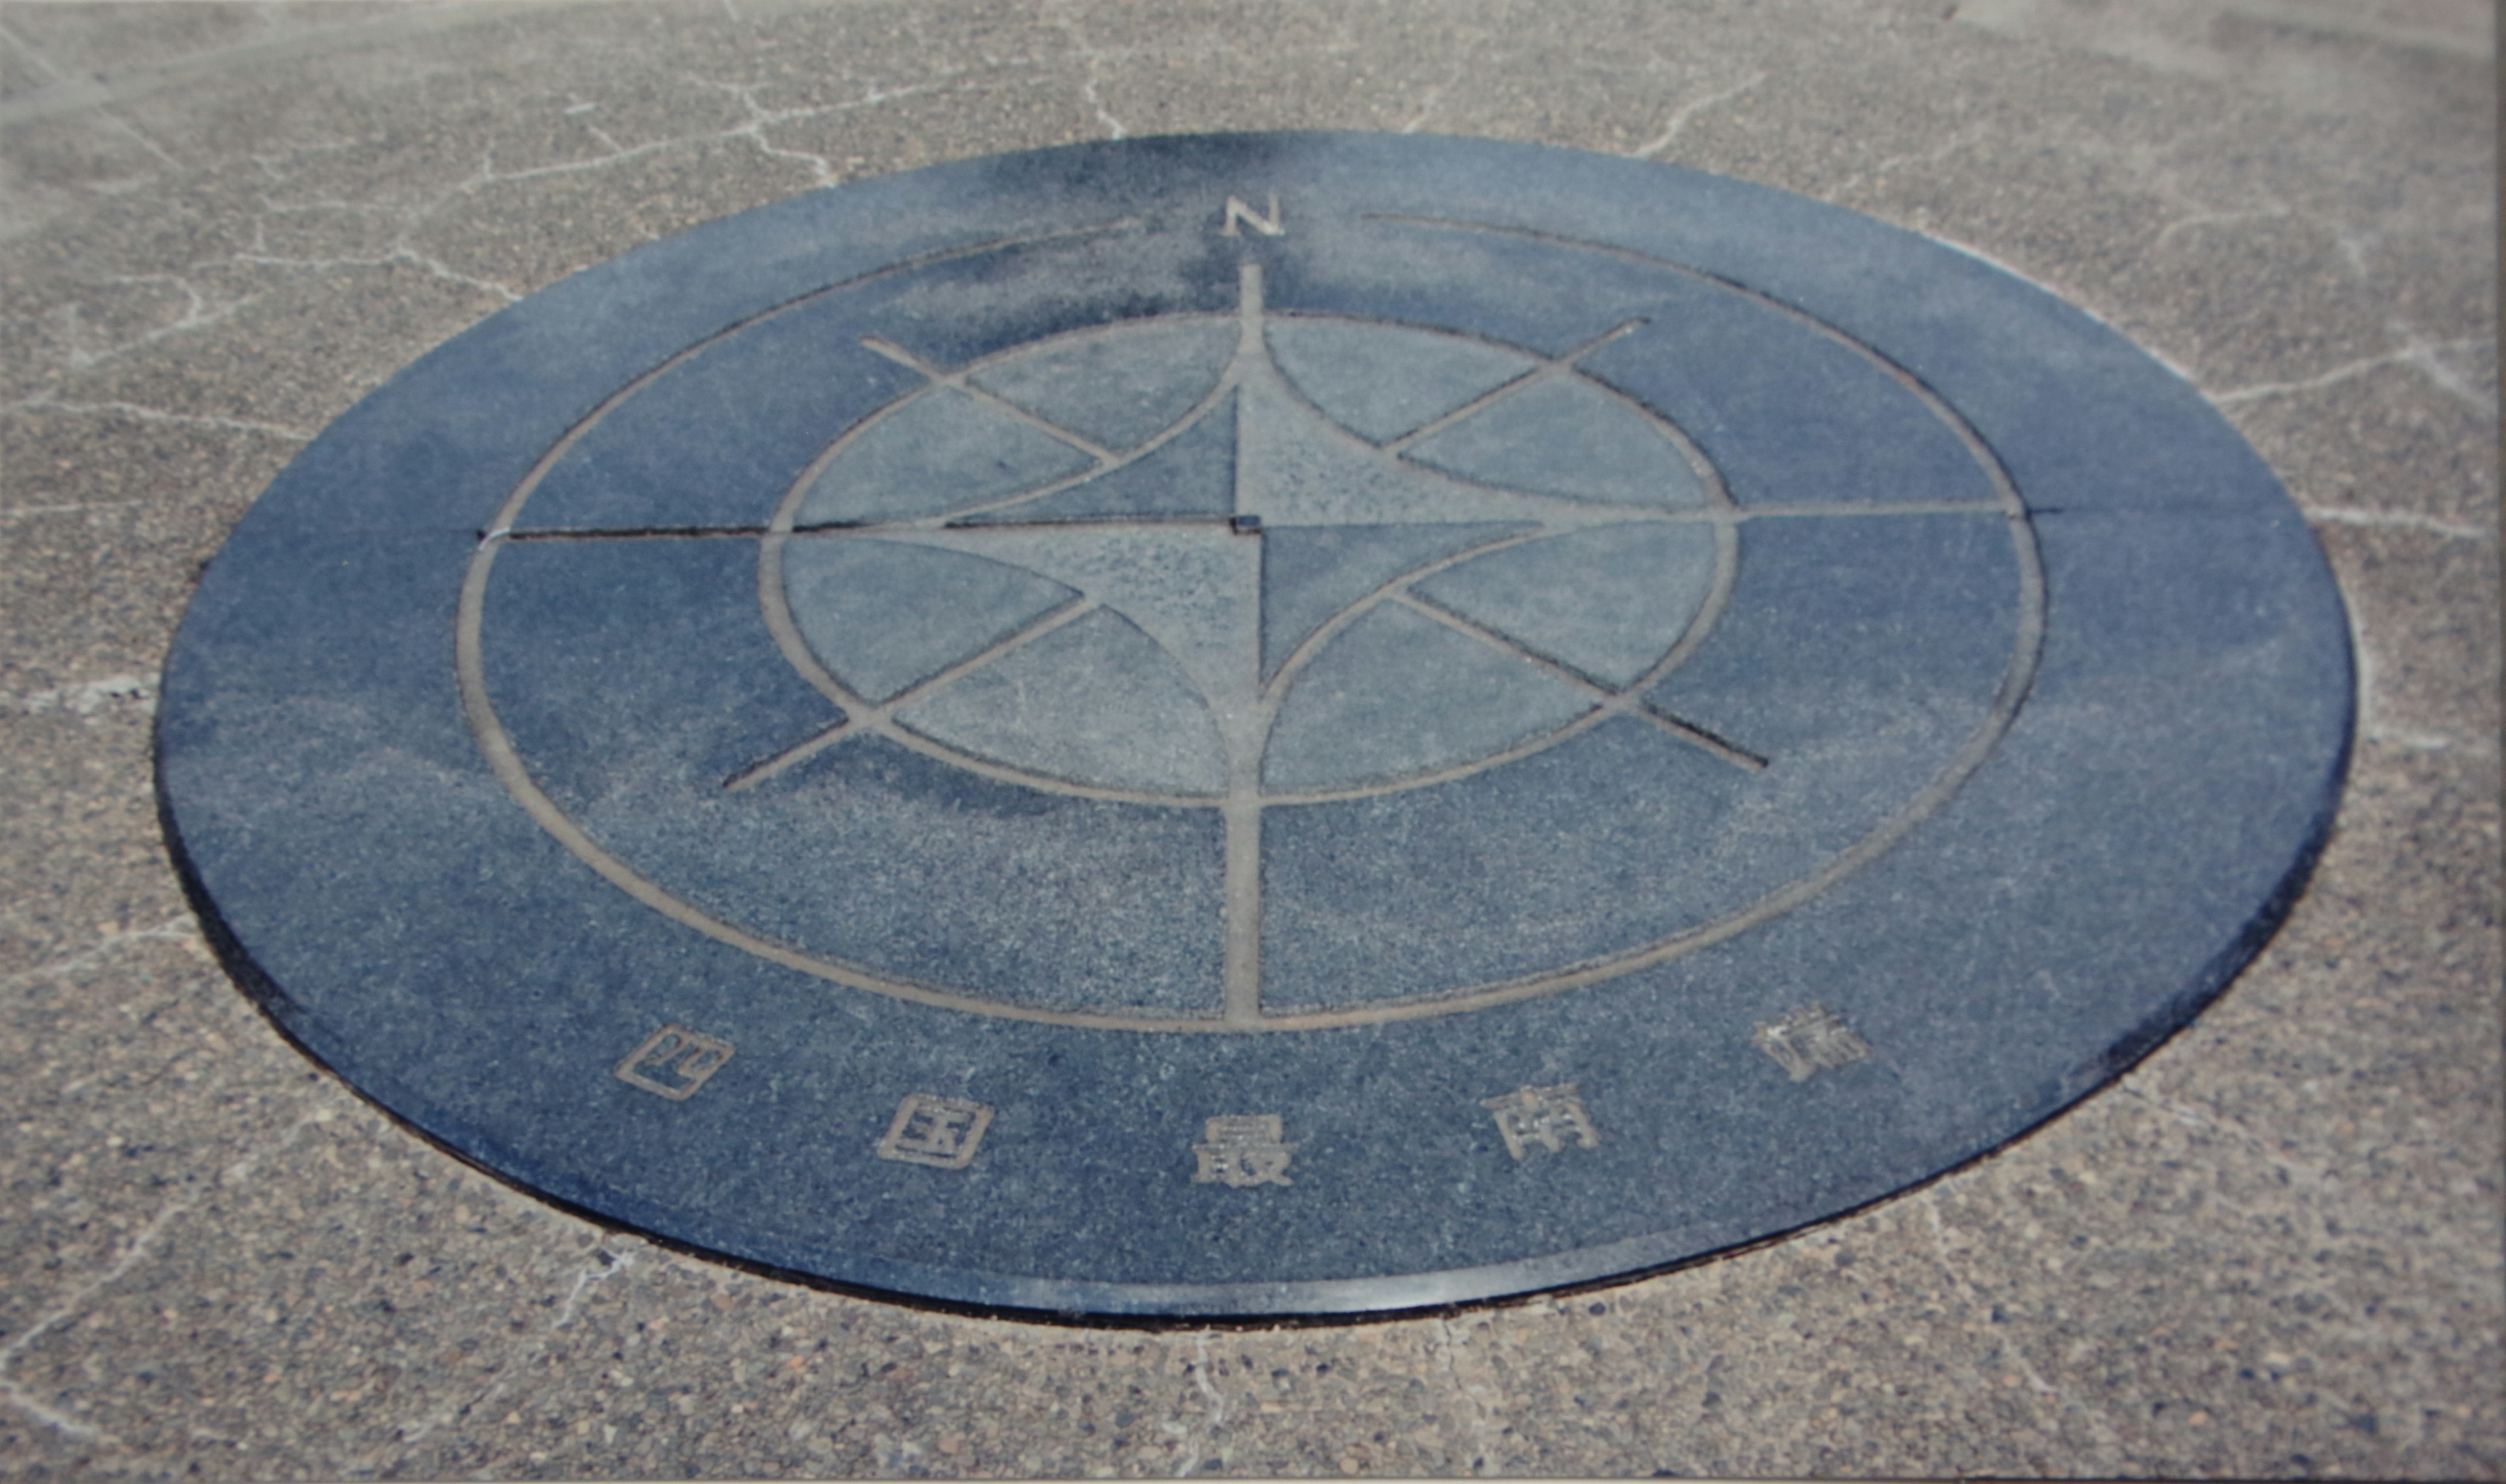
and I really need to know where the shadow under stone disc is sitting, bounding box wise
[156,132,2352,1318]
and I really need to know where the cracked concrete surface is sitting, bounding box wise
[0,0,2497,1478]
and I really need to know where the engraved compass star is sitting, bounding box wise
[730,262,1766,1027]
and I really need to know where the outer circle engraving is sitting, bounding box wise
[459,234,2045,1031]
[159,134,2351,1317]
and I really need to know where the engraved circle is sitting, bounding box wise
[460,225,2045,1032]
[758,304,1740,804]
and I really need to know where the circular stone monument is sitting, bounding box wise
[157,133,2352,1316]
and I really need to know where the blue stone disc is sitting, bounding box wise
[156,133,2351,1318]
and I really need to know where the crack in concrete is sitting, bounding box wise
[551,1243,636,1329]
[385,1233,649,1464]
[2304,504,2496,543]
[0,10,181,178]
[0,1107,326,1447]
[7,672,157,716]
[1917,1190,2073,1426]
[48,273,251,372]
[1630,71,1765,159]
[687,75,846,187]
[2151,202,2291,247]
[235,246,520,303]
[2342,608,2497,758]
[1040,3,1128,142]
[0,2,608,127]
[1169,1331,1226,1477]
[2211,337,2495,413]
[0,914,200,993]
[0,395,312,441]
[0,500,150,519]
[1398,33,1489,136]
[1430,1315,1503,1474]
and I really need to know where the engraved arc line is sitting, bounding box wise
[1258,529,1548,706]
[1250,512,1748,806]
[750,310,1248,807]
[1360,212,2041,514]
[859,335,1125,466]
[1376,318,1648,455]
[721,595,1096,793]
[465,217,2046,1030]
[474,215,1150,543]
[1256,309,1736,521]
[936,353,1239,525]
[1394,589,1770,771]
[745,261,1733,814]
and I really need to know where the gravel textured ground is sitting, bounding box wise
[1,2,2498,1478]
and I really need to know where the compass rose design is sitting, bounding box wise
[463,217,2041,1032]
[162,136,2350,1316]
[747,262,1753,811]
[727,264,1764,1022]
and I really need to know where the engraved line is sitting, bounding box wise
[1725,497,2009,519]
[762,309,1239,534]
[720,720,853,792]
[921,514,1231,531]
[471,218,2047,1030]
[1569,367,1740,514]
[471,216,1149,543]
[876,595,1096,715]
[1259,529,1547,704]
[1363,215,2035,523]
[1259,707,1623,806]
[1382,317,1647,454]
[861,335,1122,465]
[1256,310,1732,520]
[934,363,1243,525]
[1220,261,1270,1026]
[1394,591,1769,771]
[1631,701,1771,771]
[724,596,1094,792]
[496,497,2006,544]
[1220,796,1263,1026]
[503,523,771,541]
[1613,514,1741,707]
[868,725,1224,805]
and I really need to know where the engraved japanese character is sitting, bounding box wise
[1193,1114,1295,1187]
[876,1094,995,1169]
[1754,1003,1872,1081]
[613,1025,734,1100]
[1482,1083,1600,1160]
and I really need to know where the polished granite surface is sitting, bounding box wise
[155,133,2349,1316]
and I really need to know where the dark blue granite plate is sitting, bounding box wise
[157,133,2351,1318]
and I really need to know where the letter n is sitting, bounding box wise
[1220,194,1284,237]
